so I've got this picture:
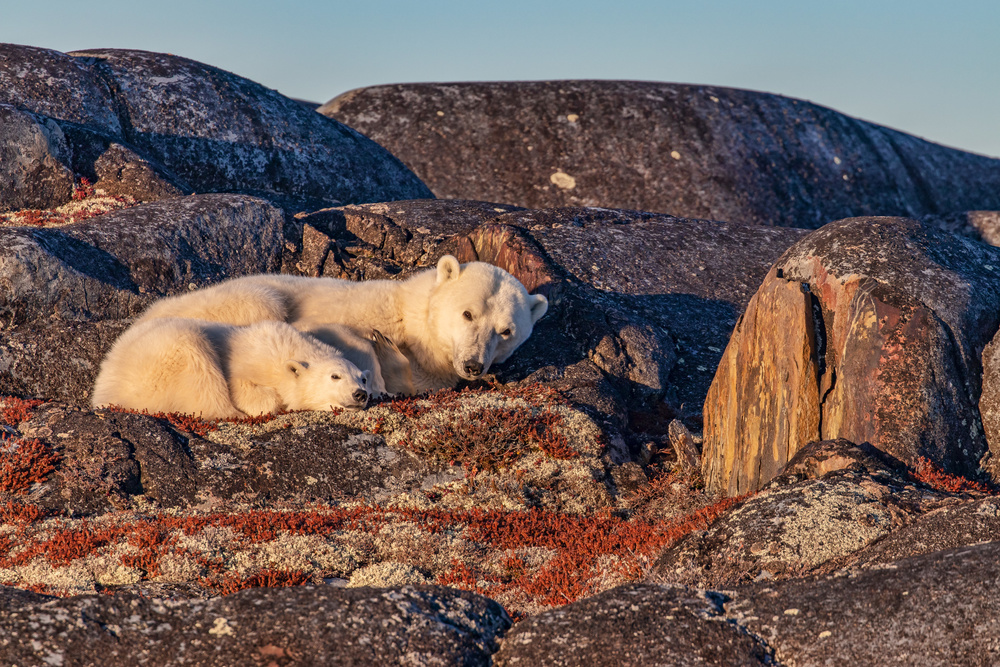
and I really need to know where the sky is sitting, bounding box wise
[2,0,998,157]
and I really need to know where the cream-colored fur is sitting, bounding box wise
[135,255,548,392]
[92,318,372,418]
[304,324,416,396]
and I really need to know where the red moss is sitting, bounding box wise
[205,568,311,595]
[0,439,60,493]
[0,500,45,527]
[0,397,43,427]
[913,457,993,494]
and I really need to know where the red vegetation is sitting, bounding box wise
[205,568,312,596]
[0,439,61,494]
[913,457,994,494]
[72,177,95,201]
[0,397,43,427]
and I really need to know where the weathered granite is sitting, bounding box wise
[322,80,1000,228]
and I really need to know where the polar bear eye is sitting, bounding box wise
[361,376,367,384]
[331,374,341,380]
[500,328,512,337]
[463,311,473,321]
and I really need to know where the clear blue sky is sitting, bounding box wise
[3,1,998,157]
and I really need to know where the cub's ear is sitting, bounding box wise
[286,360,307,377]
[529,294,549,324]
[436,255,461,285]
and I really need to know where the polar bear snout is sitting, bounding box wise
[352,389,369,404]
[464,361,484,377]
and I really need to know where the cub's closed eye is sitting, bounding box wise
[331,374,341,380]
[463,311,473,321]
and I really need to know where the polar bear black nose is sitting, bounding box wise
[464,361,483,377]
[353,389,368,403]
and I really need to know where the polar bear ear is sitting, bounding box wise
[529,294,549,324]
[436,255,462,285]
[286,360,307,377]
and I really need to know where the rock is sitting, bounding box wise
[493,583,772,666]
[0,194,284,328]
[68,48,432,207]
[921,210,1000,247]
[322,81,1000,228]
[0,105,74,211]
[0,320,130,404]
[0,43,431,212]
[728,541,1000,665]
[508,543,1000,666]
[0,584,510,666]
[668,420,700,470]
[980,331,1000,480]
[649,441,944,588]
[703,216,1000,495]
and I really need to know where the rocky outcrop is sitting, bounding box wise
[0,194,284,329]
[0,43,431,211]
[703,216,1000,495]
[322,81,1000,228]
[0,584,510,666]
[504,542,1000,666]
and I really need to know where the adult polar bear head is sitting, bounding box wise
[426,256,548,382]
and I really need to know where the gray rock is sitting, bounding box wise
[68,48,432,207]
[729,542,1000,665]
[493,583,772,666]
[0,320,130,404]
[649,441,943,588]
[0,584,510,666]
[0,193,284,327]
[0,105,74,211]
[322,81,1000,228]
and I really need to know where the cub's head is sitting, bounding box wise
[427,255,548,381]
[285,355,371,411]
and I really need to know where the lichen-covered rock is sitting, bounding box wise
[0,105,74,212]
[0,43,431,213]
[0,320,130,403]
[69,48,431,206]
[493,583,772,666]
[703,216,1000,495]
[0,194,284,328]
[728,542,1000,665]
[0,584,510,667]
[648,440,949,588]
[322,81,1000,228]
[980,331,1000,480]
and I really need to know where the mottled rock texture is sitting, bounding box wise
[0,105,75,212]
[493,583,772,666]
[0,43,430,211]
[322,80,1000,228]
[650,439,951,588]
[703,216,1000,495]
[0,584,510,667]
[980,331,1000,478]
[0,194,283,329]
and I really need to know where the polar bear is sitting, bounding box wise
[92,318,372,418]
[137,256,548,393]
[302,324,416,397]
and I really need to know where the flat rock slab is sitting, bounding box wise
[0,584,510,667]
[322,80,1000,228]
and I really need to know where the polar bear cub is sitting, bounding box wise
[92,318,371,419]
[136,255,548,393]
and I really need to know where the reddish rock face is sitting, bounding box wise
[703,217,1000,495]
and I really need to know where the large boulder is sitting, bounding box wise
[0,43,431,212]
[0,194,284,329]
[0,584,510,666]
[501,543,1000,666]
[321,81,1000,228]
[702,217,1000,495]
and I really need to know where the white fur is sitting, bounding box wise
[92,319,372,418]
[135,256,548,392]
